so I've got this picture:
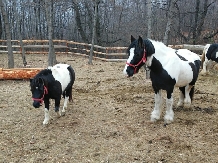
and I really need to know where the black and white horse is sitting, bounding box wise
[30,63,75,125]
[123,36,201,124]
[200,43,218,74]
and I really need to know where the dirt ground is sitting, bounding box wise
[1,53,218,163]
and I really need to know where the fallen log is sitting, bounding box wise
[0,68,43,80]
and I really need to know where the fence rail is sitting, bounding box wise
[0,40,206,62]
[0,40,128,62]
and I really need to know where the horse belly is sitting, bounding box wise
[175,68,193,87]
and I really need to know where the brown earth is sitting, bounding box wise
[1,53,218,163]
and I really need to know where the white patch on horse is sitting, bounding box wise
[216,51,218,59]
[123,48,135,75]
[50,64,71,93]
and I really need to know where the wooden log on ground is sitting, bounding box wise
[0,68,43,80]
[168,44,205,51]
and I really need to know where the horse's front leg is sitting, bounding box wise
[151,90,163,122]
[54,97,61,117]
[200,59,209,75]
[43,99,50,125]
[164,91,174,124]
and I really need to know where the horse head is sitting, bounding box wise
[123,35,155,77]
[30,77,48,108]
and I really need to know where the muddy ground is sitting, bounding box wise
[1,53,218,163]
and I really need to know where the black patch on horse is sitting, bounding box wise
[206,44,218,62]
[150,57,176,98]
[175,50,187,61]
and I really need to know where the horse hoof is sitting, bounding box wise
[150,116,159,122]
[184,103,191,109]
[61,111,66,116]
[43,120,49,125]
[57,112,62,117]
[177,101,184,107]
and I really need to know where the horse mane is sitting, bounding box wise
[34,69,52,78]
[150,40,173,55]
[31,69,52,87]
[126,38,156,56]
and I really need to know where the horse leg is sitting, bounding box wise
[151,90,163,122]
[177,87,185,107]
[183,85,193,108]
[200,58,209,74]
[61,96,69,116]
[164,91,174,124]
[43,99,50,125]
[177,91,184,107]
[54,98,61,117]
[61,87,72,115]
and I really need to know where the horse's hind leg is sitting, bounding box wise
[183,85,193,108]
[177,87,185,107]
[61,96,69,116]
[61,87,72,115]
[151,90,163,122]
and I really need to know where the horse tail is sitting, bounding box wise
[189,86,195,101]
[67,65,75,101]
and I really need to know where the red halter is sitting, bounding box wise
[32,86,48,103]
[126,49,147,74]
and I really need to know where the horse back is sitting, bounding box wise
[49,64,72,92]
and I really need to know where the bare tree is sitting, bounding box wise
[146,0,152,38]
[0,0,14,68]
[13,1,27,66]
[88,0,99,65]
[163,0,178,45]
[45,0,56,66]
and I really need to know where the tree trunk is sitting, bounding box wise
[0,68,43,80]
[0,0,14,68]
[88,0,99,65]
[163,0,178,45]
[146,0,152,38]
[0,14,2,39]
[13,2,27,66]
[72,0,89,43]
[45,0,56,66]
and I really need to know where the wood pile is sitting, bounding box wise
[0,68,43,80]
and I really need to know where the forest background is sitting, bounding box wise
[0,0,218,67]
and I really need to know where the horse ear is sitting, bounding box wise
[138,36,144,48]
[131,35,136,43]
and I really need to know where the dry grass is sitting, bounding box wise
[1,53,218,162]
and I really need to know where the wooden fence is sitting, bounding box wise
[0,40,128,62]
[0,39,206,62]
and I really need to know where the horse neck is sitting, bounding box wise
[146,41,171,72]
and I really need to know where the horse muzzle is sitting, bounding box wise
[33,101,41,108]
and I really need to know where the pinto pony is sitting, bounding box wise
[123,36,201,124]
[30,63,75,125]
[200,43,218,74]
